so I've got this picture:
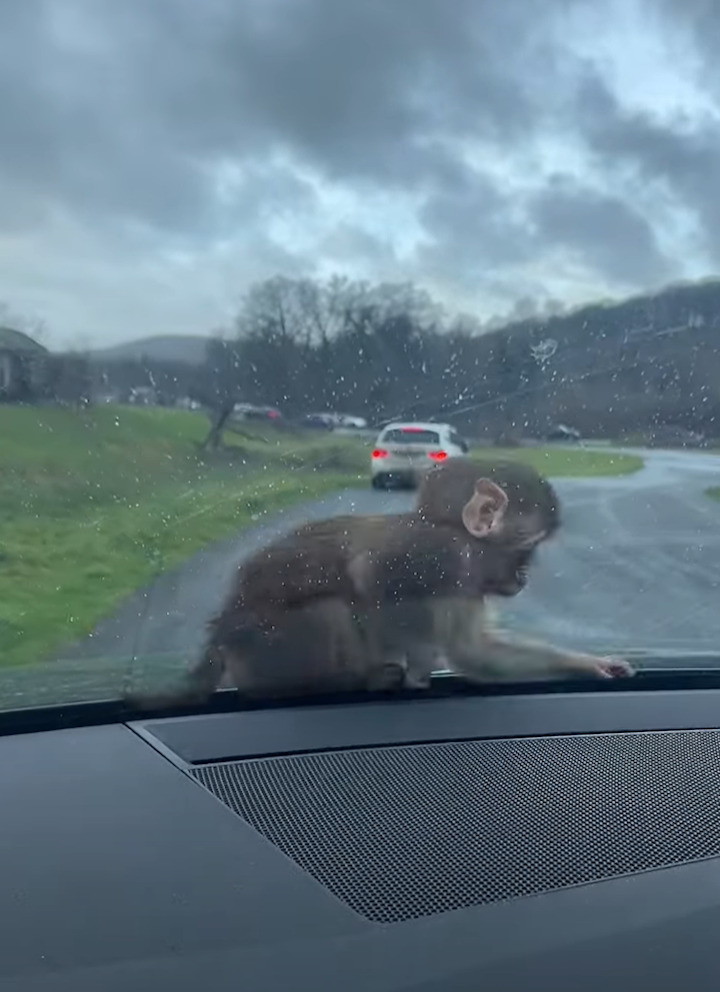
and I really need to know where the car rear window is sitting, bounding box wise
[382,429,441,445]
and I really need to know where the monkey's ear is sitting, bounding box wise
[461,479,509,538]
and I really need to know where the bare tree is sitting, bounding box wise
[197,336,243,451]
[224,271,720,441]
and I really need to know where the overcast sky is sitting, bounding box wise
[0,0,718,347]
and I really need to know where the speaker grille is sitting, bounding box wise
[191,730,720,923]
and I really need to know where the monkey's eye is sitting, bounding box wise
[511,548,534,584]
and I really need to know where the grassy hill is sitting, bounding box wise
[0,405,369,668]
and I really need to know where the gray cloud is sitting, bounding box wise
[415,161,540,297]
[573,71,720,260]
[530,176,673,285]
[0,1,529,229]
[0,0,714,342]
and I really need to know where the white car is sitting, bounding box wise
[335,413,368,429]
[370,421,469,490]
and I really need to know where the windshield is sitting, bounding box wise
[1,0,720,713]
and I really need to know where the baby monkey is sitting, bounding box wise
[127,457,632,709]
[344,458,632,687]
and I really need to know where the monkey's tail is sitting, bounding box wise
[123,640,226,712]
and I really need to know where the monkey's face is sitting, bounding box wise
[467,523,548,598]
[491,543,539,596]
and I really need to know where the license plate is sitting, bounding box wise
[390,449,421,458]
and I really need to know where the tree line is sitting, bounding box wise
[194,274,720,443]
[48,272,720,443]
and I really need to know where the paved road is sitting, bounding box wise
[3,447,720,707]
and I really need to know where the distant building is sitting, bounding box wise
[128,385,158,406]
[0,326,50,402]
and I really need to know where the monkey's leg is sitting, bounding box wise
[349,603,409,690]
[365,660,409,690]
[127,600,374,710]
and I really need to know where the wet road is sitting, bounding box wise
[503,448,720,653]
[4,447,720,707]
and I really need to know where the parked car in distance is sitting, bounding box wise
[302,412,336,430]
[335,413,368,429]
[370,421,469,490]
[232,403,283,423]
[175,396,202,411]
[303,411,369,431]
[547,423,582,442]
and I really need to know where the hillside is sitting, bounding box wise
[91,334,210,366]
[0,405,369,668]
[435,277,720,440]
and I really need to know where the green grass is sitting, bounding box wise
[706,488,720,503]
[471,447,644,477]
[0,404,368,668]
[0,406,644,670]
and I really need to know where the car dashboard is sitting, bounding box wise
[5,671,720,991]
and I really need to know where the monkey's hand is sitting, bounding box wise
[592,656,635,679]
[555,652,635,680]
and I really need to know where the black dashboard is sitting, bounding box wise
[5,675,720,991]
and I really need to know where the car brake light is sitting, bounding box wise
[372,449,389,458]
[428,450,448,460]
[402,427,425,433]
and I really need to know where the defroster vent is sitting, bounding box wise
[191,730,720,923]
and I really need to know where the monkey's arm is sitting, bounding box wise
[438,600,633,681]
[452,632,633,681]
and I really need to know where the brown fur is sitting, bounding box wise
[130,598,408,710]
[127,457,631,710]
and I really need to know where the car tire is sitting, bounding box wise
[371,474,387,490]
